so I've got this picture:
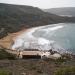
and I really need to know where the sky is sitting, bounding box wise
[0,0,75,9]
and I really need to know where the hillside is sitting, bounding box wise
[44,7,75,17]
[0,3,65,39]
[0,3,75,39]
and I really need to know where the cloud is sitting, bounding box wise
[0,0,75,8]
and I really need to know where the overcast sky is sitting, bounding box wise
[0,0,75,9]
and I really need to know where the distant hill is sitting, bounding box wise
[44,7,75,17]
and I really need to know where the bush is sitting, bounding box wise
[54,66,75,75]
[0,70,12,75]
[0,48,16,59]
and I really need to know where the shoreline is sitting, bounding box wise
[11,23,75,55]
[0,23,75,55]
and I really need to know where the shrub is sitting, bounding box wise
[0,70,12,75]
[0,48,16,59]
[54,66,75,75]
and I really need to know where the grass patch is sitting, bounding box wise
[0,48,16,59]
[54,66,75,75]
[0,70,12,75]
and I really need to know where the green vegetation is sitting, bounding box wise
[54,58,66,65]
[0,70,12,75]
[0,48,16,59]
[0,59,74,75]
[54,66,75,75]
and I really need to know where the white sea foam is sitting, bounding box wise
[42,25,63,31]
[37,38,50,45]
[50,25,64,31]
[36,25,64,35]
[12,36,55,50]
[60,15,73,17]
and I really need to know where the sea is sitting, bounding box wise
[32,23,75,54]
